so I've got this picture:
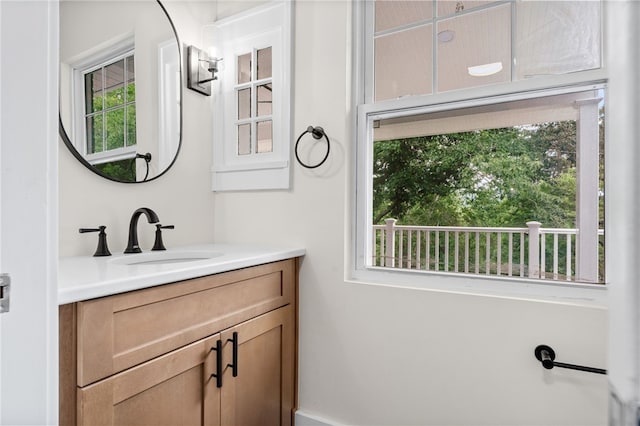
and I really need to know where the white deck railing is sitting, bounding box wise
[372,219,604,283]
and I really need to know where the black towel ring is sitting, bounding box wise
[295,126,330,169]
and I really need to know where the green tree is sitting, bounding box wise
[373,121,580,229]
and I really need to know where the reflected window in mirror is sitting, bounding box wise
[69,36,141,181]
[83,52,137,170]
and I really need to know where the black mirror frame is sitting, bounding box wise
[58,0,183,184]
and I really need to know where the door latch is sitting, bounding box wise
[0,274,10,314]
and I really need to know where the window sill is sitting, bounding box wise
[86,147,137,165]
[347,266,608,308]
[211,161,290,191]
[211,160,288,173]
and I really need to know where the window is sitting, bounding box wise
[83,53,137,163]
[209,2,292,191]
[355,0,606,287]
[69,36,140,181]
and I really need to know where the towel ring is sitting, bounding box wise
[295,126,330,169]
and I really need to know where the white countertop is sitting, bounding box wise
[58,243,305,305]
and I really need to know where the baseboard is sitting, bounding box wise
[295,410,337,426]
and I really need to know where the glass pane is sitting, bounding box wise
[85,69,103,113]
[375,0,433,32]
[437,4,511,93]
[257,121,273,153]
[126,105,136,147]
[105,109,125,151]
[437,0,496,17]
[104,59,125,108]
[257,47,272,80]
[374,25,432,101]
[126,55,135,102]
[237,88,251,120]
[237,53,251,84]
[516,1,601,79]
[257,84,272,116]
[238,123,251,155]
[86,114,104,154]
[370,89,604,283]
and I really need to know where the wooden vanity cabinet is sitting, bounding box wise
[60,259,298,426]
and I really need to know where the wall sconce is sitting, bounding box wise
[187,46,222,96]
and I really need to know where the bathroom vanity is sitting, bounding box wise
[59,244,304,426]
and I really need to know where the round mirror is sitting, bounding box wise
[59,0,182,183]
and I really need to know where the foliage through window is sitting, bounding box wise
[370,91,604,283]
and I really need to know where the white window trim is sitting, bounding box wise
[349,1,608,305]
[208,1,293,191]
[70,34,136,164]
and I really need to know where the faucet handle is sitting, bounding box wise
[79,226,112,257]
[152,225,174,251]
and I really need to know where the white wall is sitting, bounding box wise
[59,1,218,257]
[212,1,609,424]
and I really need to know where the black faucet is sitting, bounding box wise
[124,207,160,253]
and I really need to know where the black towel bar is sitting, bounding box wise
[295,126,330,169]
[534,344,606,375]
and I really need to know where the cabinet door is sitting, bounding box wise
[220,306,295,426]
[77,334,222,426]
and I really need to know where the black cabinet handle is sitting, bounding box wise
[535,345,606,375]
[227,332,238,377]
[210,339,223,388]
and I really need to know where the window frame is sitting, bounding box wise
[350,0,608,303]
[209,1,293,192]
[70,36,138,165]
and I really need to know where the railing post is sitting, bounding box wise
[385,218,397,267]
[527,221,541,278]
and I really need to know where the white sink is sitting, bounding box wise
[110,250,223,266]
